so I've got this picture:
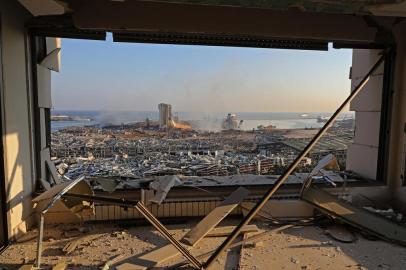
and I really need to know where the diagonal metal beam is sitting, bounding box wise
[204,53,386,269]
[135,201,202,269]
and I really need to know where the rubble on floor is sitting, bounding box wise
[1,219,406,270]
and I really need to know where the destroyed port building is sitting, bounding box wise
[1,1,406,270]
[50,104,353,180]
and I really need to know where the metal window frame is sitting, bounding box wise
[29,32,394,186]
[29,26,396,184]
[29,36,43,189]
[29,35,53,188]
[377,46,396,184]
[113,31,329,51]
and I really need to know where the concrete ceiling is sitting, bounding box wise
[19,0,406,17]
[23,0,405,48]
[129,0,406,17]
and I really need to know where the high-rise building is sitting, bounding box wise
[158,103,172,128]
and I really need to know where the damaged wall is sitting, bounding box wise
[37,37,60,190]
[347,20,406,209]
[390,20,406,210]
[0,1,36,239]
[346,48,384,180]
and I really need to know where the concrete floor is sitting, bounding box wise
[0,219,405,270]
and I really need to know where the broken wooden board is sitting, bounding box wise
[182,187,250,245]
[170,224,295,269]
[302,186,406,246]
[33,177,94,221]
[115,225,257,270]
[115,187,249,270]
[238,233,249,270]
[206,225,258,237]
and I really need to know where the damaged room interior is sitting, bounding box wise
[1,1,406,269]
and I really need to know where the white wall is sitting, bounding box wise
[346,49,384,180]
[345,21,406,210]
[0,1,35,239]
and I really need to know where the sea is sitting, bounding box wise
[51,110,354,132]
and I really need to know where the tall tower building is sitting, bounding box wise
[158,103,172,128]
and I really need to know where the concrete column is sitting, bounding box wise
[0,1,35,239]
[346,49,384,180]
[389,21,406,189]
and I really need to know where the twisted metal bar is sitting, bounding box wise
[204,54,386,269]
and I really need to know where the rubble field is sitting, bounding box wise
[51,118,354,181]
[1,218,405,270]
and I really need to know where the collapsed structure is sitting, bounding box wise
[50,118,353,180]
[158,103,172,129]
[1,1,406,270]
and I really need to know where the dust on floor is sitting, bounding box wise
[0,219,405,270]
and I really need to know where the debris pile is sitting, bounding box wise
[51,119,354,181]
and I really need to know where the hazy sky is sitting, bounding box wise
[52,35,353,112]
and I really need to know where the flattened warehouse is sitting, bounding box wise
[0,1,406,270]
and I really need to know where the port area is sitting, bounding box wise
[1,218,405,270]
[50,117,354,181]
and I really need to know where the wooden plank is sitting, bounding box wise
[206,225,258,237]
[18,265,33,270]
[302,186,406,246]
[116,263,146,270]
[238,233,249,270]
[116,244,178,270]
[115,187,249,269]
[182,187,249,245]
[116,226,258,270]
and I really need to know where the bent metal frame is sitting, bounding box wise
[34,53,386,270]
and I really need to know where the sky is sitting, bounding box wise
[52,34,353,113]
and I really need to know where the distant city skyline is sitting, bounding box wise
[52,35,353,112]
